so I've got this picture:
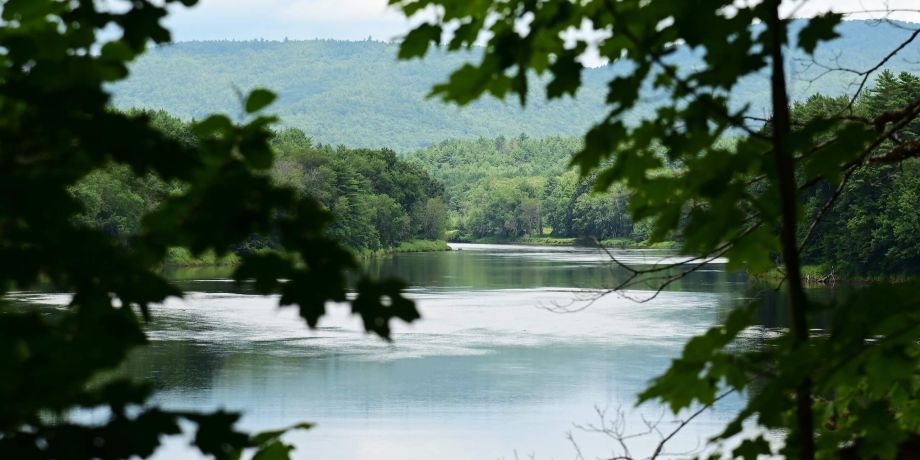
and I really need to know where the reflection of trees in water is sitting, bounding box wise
[365,249,744,293]
[742,285,841,331]
[123,341,226,392]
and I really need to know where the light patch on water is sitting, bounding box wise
[448,242,728,265]
[129,287,724,362]
[5,292,72,306]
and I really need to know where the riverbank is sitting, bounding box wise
[752,264,838,284]
[163,240,452,268]
[354,239,452,258]
[750,264,919,285]
[448,235,679,249]
[164,248,241,268]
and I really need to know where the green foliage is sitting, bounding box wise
[353,239,451,259]
[0,1,422,458]
[111,21,919,150]
[392,0,920,458]
[570,188,634,241]
[288,143,447,251]
[245,89,277,114]
[408,136,652,242]
[798,71,920,276]
[463,177,545,239]
[796,13,843,54]
[164,248,240,267]
[393,239,451,253]
[72,117,449,254]
[415,198,449,240]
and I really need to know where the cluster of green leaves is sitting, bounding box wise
[408,136,651,241]
[110,20,918,150]
[73,112,449,254]
[392,0,920,457]
[0,0,419,458]
[641,278,920,459]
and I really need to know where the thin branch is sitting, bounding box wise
[819,317,920,383]
[566,431,585,460]
[868,139,920,164]
[650,390,735,460]
[797,167,855,254]
[797,98,920,192]
[846,26,920,108]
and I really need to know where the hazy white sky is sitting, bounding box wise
[165,0,410,41]
[164,0,920,42]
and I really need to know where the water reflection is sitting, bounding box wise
[362,243,746,294]
[9,244,818,459]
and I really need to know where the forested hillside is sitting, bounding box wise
[798,71,920,276]
[74,112,448,255]
[407,136,652,242]
[113,20,920,150]
[410,72,920,278]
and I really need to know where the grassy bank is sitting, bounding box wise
[752,264,918,285]
[752,264,837,284]
[164,248,241,267]
[395,239,452,252]
[596,238,680,249]
[356,239,452,258]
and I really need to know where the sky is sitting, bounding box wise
[163,0,920,43]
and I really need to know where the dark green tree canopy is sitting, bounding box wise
[70,114,449,253]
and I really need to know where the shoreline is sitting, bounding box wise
[750,265,917,286]
[354,239,452,259]
[163,240,452,268]
[448,236,679,249]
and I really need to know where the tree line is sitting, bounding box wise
[407,135,652,242]
[81,70,920,274]
[407,71,920,278]
[72,111,448,255]
[797,70,920,276]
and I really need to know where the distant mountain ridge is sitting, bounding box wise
[113,20,920,150]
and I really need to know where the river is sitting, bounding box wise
[17,243,783,459]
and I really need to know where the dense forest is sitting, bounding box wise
[408,71,920,277]
[407,136,651,243]
[798,71,920,276]
[111,20,919,150]
[72,112,448,255]
[82,71,920,275]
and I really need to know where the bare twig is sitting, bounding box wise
[574,391,734,460]
[845,26,920,108]
[566,432,585,460]
[797,167,855,254]
[649,390,734,459]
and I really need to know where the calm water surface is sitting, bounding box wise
[21,243,786,459]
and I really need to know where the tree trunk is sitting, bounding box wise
[768,2,815,459]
